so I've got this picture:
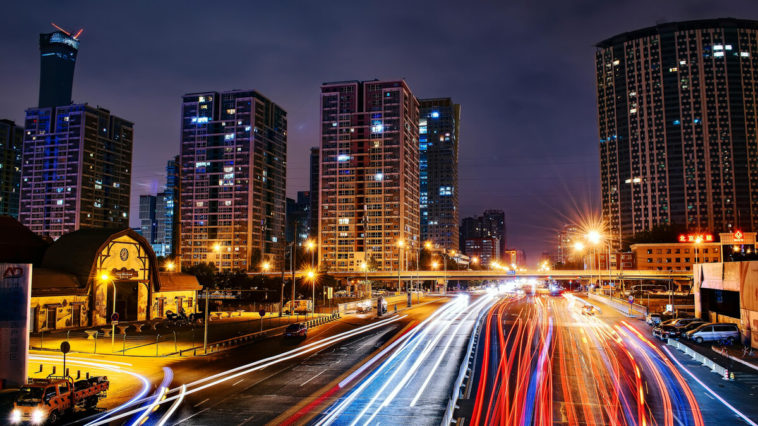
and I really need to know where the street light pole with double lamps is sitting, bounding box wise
[306,269,316,319]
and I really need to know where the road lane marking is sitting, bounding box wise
[232,379,245,386]
[301,369,328,386]
[175,407,209,424]
[193,398,209,407]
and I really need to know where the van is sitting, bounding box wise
[686,323,740,344]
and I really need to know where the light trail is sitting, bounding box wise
[467,295,706,426]
[157,384,185,426]
[316,295,493,425]
[317,298,467,425]
[84,314,406,425]
[29,354,152,425]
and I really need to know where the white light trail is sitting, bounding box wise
[85,314,406,425]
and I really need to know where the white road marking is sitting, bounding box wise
[232,379,245,386]
[175,407,209,424]
[193,398,209,407]
[301,369,328,386]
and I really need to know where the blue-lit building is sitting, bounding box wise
[38,28,81,108]
[20,28,133,239]
[419,98,460,251]
[0,120,23,218]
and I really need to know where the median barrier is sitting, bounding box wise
[667,338,729,377]
[587,292,647,317]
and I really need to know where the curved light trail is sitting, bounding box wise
[468,294,704,426]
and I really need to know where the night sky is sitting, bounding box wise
[1,1,756,265]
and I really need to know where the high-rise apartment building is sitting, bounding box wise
[138,157,180,257]
[179,90,287,272]
[309,147,320,238]
[464,237,500,266]
[557,224,580,264]
[482,209,506,256]
[19,105,133,239]
[597,18,758,246]
[0,120,23,218]
[460,210,506,259]
[38,27,81,108]
[286,191,310,244]
[139,194,157,245]
[419,98,460,251]
[319,80,420,271]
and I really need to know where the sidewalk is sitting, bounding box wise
[30,312,332,357]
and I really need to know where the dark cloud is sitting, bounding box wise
[0,0,756,263]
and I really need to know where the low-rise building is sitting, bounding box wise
[0,216,201,331]
[630,243,721,272]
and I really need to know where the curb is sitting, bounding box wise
[711,346,758,374]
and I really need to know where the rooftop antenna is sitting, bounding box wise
[51,22,84,40]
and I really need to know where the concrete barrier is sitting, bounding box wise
[667,338,729,377]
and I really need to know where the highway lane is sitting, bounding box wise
[313,293,495,425]
[81,298,450,425]
[462,293,705,425]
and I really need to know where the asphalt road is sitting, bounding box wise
[311,293,495,426]
[77,298,452,425]
[460,293,708,425]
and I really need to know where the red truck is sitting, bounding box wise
[10,376,109,424]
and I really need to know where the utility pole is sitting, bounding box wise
[291,222,297,316]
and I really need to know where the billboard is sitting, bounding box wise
[0,264,32,388]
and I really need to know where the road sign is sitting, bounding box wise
[628,295,634,304]
[60,341,70,354]
[259,309,266,318]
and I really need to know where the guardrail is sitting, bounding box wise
[179,312,341,356]
[667,338,730,378]
[441,300,488,425]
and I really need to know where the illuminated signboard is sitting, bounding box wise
[678,233,713,243]
[734,230,745,243]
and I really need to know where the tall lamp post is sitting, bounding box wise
[306,269,316,319]
[361,261,369,297]
[306,239,316,268]
[431,261,440,292]
[99,274,117,352]
[397,240,405,293]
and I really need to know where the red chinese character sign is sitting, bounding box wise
[678,233,713,243]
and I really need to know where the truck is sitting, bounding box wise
[283,299,313,315]
[10,376,109,425]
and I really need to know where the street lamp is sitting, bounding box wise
[306,240,316,268]
[585,229,612,296]
[99,273,117,352]
[165,261,175,272]
[306,269,317,319]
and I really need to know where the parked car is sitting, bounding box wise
[685,323,740,344]
[646,312,675,326]
[284,323,308,338]
[652,318,699,340]
[672,320,708,338]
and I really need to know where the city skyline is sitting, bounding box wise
[1,2,758,262]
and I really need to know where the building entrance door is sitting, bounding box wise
[108,281,139,322]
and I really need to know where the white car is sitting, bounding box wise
[686,323,740,344]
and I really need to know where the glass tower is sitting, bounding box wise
[38,29,80,108]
